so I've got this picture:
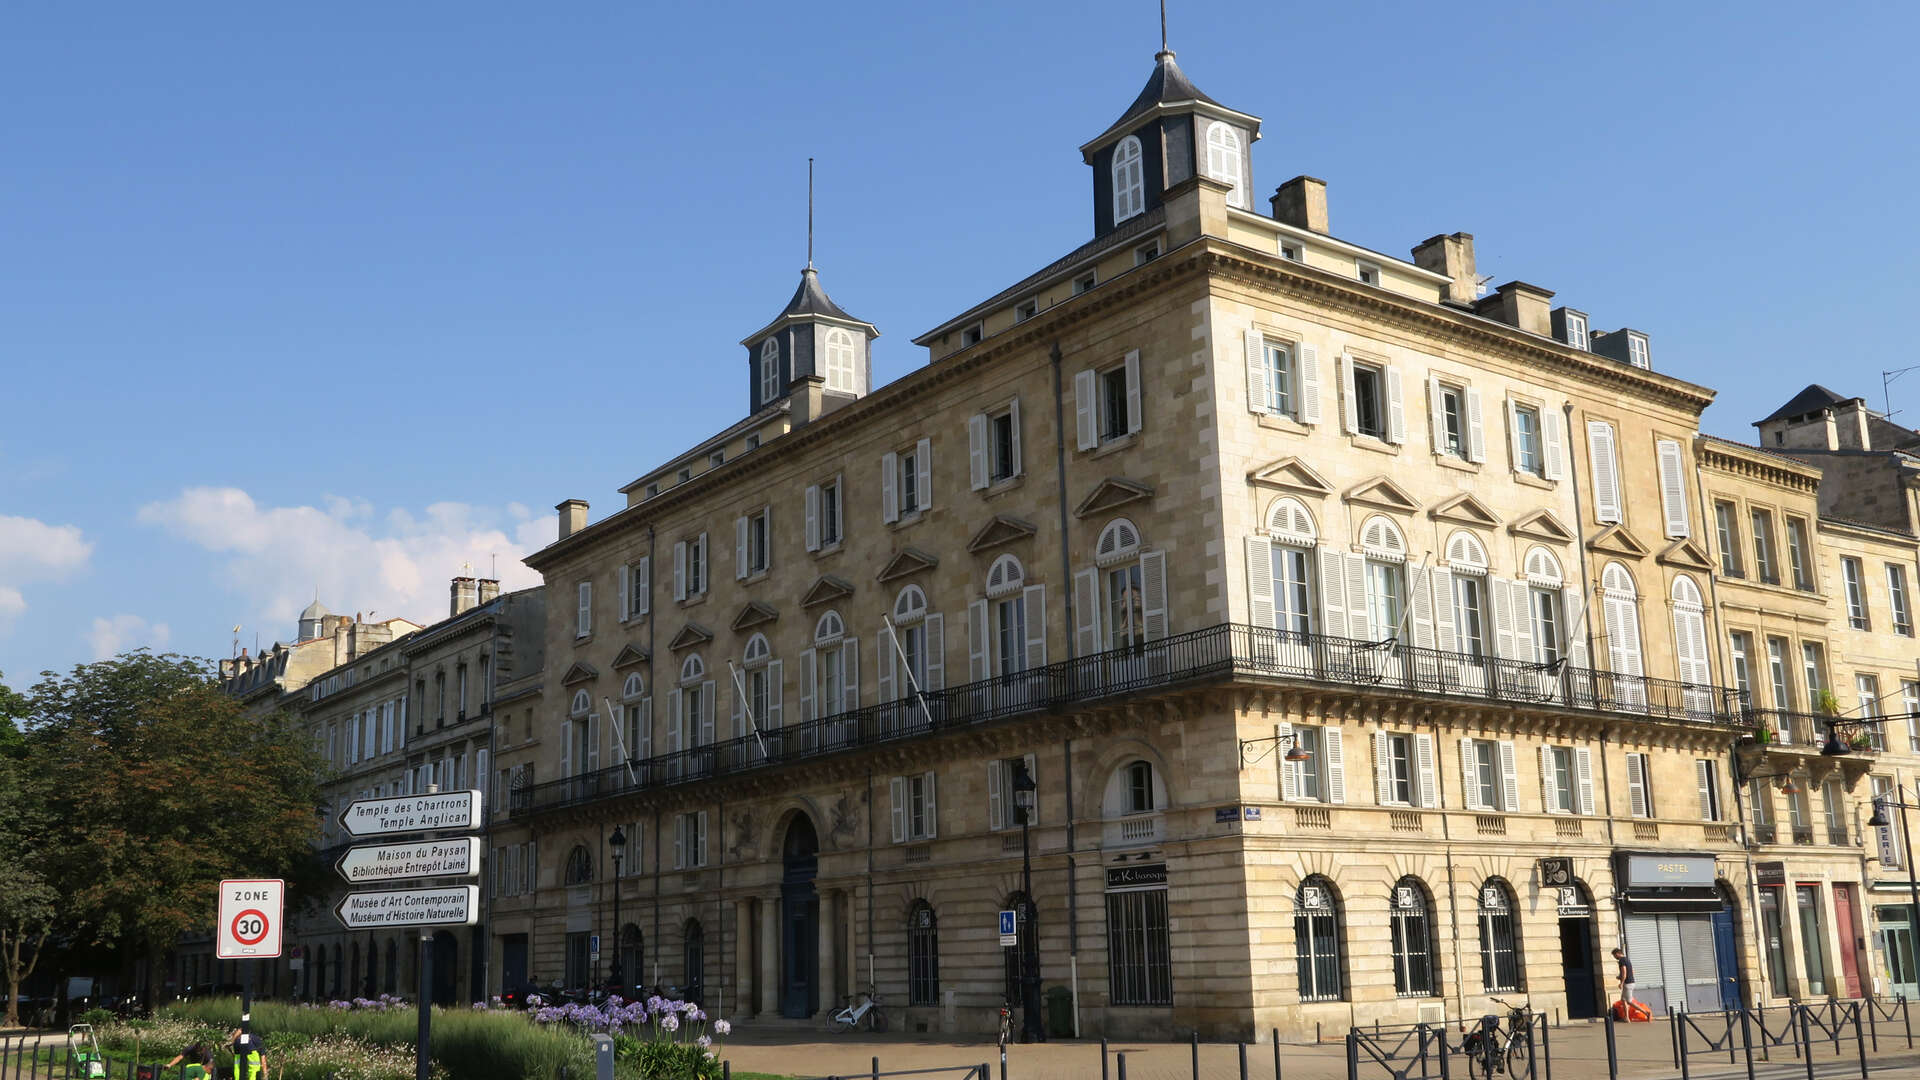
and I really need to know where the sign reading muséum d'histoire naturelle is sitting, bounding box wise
[334,885,480,929]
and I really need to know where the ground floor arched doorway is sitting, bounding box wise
[1556,881,1600,1019]
[780,814,820,1018]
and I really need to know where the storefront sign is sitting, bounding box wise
[1556,887,1590,917]
[1106,863,1167,891]
[1755,861,1786,887]
[1216,806,1240,823]
[1622,854,1715,888]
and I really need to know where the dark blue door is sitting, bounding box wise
[1712,908,1742,1011]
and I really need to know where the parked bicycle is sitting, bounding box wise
[1460,996,1531,1078]
[997,1002,1012,1048]
[827,985,889,1034]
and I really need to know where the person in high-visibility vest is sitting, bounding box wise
[224,1030,268,1080]
[161,1042,214,1079]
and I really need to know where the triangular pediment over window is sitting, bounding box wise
[1074,477,1154,519]
[1247,456,1334,496]
[668,622,715,652]
[877,548,940,583]
[612,644,650,670]
[1657,537,1715,571]
[1587,524,1651,559]
[1430,493,1502,528]
[560,661,599,686]
[1344,475,1421,513]
[1509,509,1576,543]
[802,575,856,609]
[966,515,1039,553]
[730,601,779,632]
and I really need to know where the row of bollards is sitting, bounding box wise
[1098,1027,1288,1080]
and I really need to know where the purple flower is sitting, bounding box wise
[660,1013,680,1033]
[696,1035,712,1049]
[713,1019,732,1036]
[682,1001,700,1016]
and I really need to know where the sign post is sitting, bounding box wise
[217,879,285,1050]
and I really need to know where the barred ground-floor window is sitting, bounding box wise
[908,902,939,1006]
[1106,887,1171,1006]
[1478,879,1521,992]
[1391,876,1437,997]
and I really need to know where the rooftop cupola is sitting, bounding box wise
[1079,35,1261,238]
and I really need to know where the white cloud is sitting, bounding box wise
[137,487,546,645]
[0,514,93,624]
[87,614,171,659]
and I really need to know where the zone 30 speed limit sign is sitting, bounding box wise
[217,879,285,959]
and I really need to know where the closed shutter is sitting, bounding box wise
[1340,354,1360,434]
[1607,593,1645,678]
[1657,440,1690,538]
[730,677,743,739]
[1076,567,1103,654]
[1460,737,1482,810]
[1626,753,1648,818]
[887,778,904,842]
[1325,726,1346,804]
[988,759,1005,830]
[1124,350,1142,434]
[1675,606,1710,686]
[696,812,708,866]
[877,627,896,702]
[1385,365,1407,444]
[1498,741,1519,812]
[1023,585,1047,668]
[1345,554,1371,642]
[1075,369,1098,448]
[798,649,816,722]
[1140,551,1168,642]
[1543,409,1567,480]
[1245,331,1270,416]
[673,541,688,601]
[1279,721,1298,801]
[673,815,685,868]
[587,712,601,772]
[841,639,860,713]
[1428,377,1448,453]
[1562,587,1589,668]
[634,557,650,616]
[1695,760,1715,820]
[1540,746,1561,813]
[1505,398,1522,469]
[765,661,782,726]
[1574,747,1595,815]
[1409,565,1434,648]
[968,414,989,490]
[578,582,592,636]
[698,681,715,745]
[805,485,821,549]
[1623,914,1661,998]
[695,533,707,592]
[618,563,629,621]
[1317,547,1348,639]
[968,599,989,681]
[1510,580,1535,662]
[1431,568,1456,652]
[735,517,748,579]
[922,771,939,838]
[1008,398,1023,476]
[1374,731,1394,806]
[916,438,934,512]
[1245,538,1275,630]
[881,453,899,524]
[924,614,944,690]
[1414,733,1438,808]
[1298,344,1322,424]
[1588,422,1622,524]
[558,720,568,777]
[666,690,682,756]
[1464,387,1486,462]
[1491,578,1517,659]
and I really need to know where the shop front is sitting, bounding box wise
[1872,882,1920,1001]
[1615,852,1740,1014]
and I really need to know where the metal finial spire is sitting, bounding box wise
[807,157,815,270]
[1160,0,1167,53]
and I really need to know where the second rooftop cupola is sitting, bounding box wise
[1080,42,1262,238]
[741,265,879,415]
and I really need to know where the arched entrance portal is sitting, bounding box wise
[780,815,820,1018]
[1557,881,1601,1019]
[1713,881,1746,1010]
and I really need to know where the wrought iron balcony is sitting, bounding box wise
[511,622,1746,820]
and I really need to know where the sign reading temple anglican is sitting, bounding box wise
[336,790,482,838]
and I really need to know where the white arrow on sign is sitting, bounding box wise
[336,837,481,884]
[334,885,480,929]
[336,790,482,839]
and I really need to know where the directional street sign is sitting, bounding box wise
[336,837,481,884]
[334,885,480,929]
[217,879,285,959]
[337,790,482,839]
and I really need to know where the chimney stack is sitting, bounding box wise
[556,499,589,540]
[1411,233,1478,305]
[477,578,501,605]
[1473,281,1555,337]
[1271,176,1329,234]
[450,576,479,617]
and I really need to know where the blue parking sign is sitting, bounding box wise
[998,909,1017,945]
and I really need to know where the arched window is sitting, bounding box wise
[1360,517,1408,640]
[563,845,593,885]
[907,902,939,1006]
[1390,877,1437,997]
[759,337,781,404]
[621,673,645,700]
[1601,563,1646,695]
[1447,531,1491,659]
[1524,547,1566,665]
[1267,498,1318,547]
[891,585,934,699]
[570,689,591,717]
[741,633,775,736]
[1672,575,1713,714]
[1524,546,1563,586]
[1204,122,1245,208]
[893,585,928,624]
[1360,515,1408,559]
[814,610,845,644]
[1096,518,1142,566]
[1112,135,1145,223]
[1446,531,1489,573]
[618,924,643,990]
[985,555,1026,599]
[985,556,1031,677]
[1478,879,1521,992]
[683,920,705,1002]
[1294,876,1344,1001]
[680,654,705,685]
[743,632,771,666]
[1260,498,1318,635]
[1124,760,1157,814]
[824,329,858,394]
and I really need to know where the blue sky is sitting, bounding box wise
[3,3,1916,687]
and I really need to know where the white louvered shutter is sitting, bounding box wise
[1414,733,1437,808]
[696,811,707,866]
[1563,587,1589,668]
[559,719,569,777]
[1325,727,1346,803]
[968,599,989,681]
[798,649,815,722]
[1695,760,1715,820]
[1588,422,1622,524]
[1465,387,1486,462]
[924,614,944,689]
[1124,350,1142,434]
[1279,721,1298,801]
[1491,579,1517,659]
[1543,409,1567,480]
[1505,397,1521,469]
[1245,331,1270,416]
[578,582,592,636]
[696,532,708,592]
[673,541,688,601]
[637,696,652,758]
[1008,398,1023,476]
[805,485,821,550]
[1460,737,1481,810]
[1318,548,1348,639]
[1075,568,1103,654]
[673,816,685,868]
[765,661,782,726]
[877,628,896,702]
[1428,376,1447,452]
[1075,369,1098,448]
[1626,754,1648,818]
[1409,565,1434,648]
[698,681,715,745]
[881,453,899,524]
[1657,439,1690,538]
[988,760,1005,830]
[1023,585,1047,668]
[1510,579,1535,662]
[1341,354,1360,434]
[1498,740,1519,811]
[1374,731,1394,805]
[1385,365,1407,444]
[730,678,743,740]
[1575,747,1595,815]
[587,712,601,772]
[734,517,748,579]
[968,414,988,490]
[916,438,934,511]
[618,563,629,621]
[1345,554,1370,642]
[1245,538,1275,630]
[1140,550,1167,642]
[666,690,682,756]
[922,771,938,838]
[841,639,860,713]
[1431,568,1456,652]
[1540,745,1561,813]
[1606,593,1645,679]
[1298,344,1322,424]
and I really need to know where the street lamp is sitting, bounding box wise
[608,826,627,990]
[1010,758,1045,1044]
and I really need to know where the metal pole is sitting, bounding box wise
[416,931,432,1080]
[1019,812,1042,1043]
[1670,1010,1681,1069]
[1100,1037,1108,1080]
[1273,1028,1283,1080]
[1540,1012,1552,1080]
[1867,991,1878,1052]
[1726,1008,1736,1064]
[1903,789,1920,1013]
[1678,1012,1691,1080]
[1739,1004,1756,1080]
[1238,1041,1248,1080]
[1854,1002,1869,1080]
[1190,1032,1199,1080]
[871,1055,878,1080]
[1344,1034,1357,1080]
[1904,993,1914,1050]
[1116,1052,1127,1080]
[1527,1014,1539,1080]
[1604,1011,1618,1080]
[1799,1005,1815,1080]
[610,850,622,990]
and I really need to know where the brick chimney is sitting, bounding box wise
[1270,176,1329,234]
[1473,281,1555,337]
[556,499,589,540]
[1411,233,1477,305]
[450,576,479,617]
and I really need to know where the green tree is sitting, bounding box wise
[0,681,55,1026]
[27,652,325,1006]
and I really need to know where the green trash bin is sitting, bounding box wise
[1044,985,1075,1037]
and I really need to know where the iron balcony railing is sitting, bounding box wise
[510,621,1747,819]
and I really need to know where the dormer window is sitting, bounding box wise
[1280,241,1302,262]
[1627,332,1650,369]
[1073,272,1097,295]
[1564,312,1588,350]
[708,450,725,468]
[645,482,660,499]
[744,433,760,451]
[1203,122,1246,209]
[677,467,691,484]
[1356,260,1381,287]
[961,323,984,348]
[1112,135,1145,222]
[1134,239,1161,266]
[759,337,780,404]
[824,328,858,393]
[1015,298,1038,323]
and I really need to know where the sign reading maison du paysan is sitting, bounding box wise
[337,790,482,839]
[336,837,481,884]
[335,885,480,929]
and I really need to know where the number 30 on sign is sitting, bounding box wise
[217,879,286,959]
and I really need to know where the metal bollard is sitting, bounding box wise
[872,1056,879,1080]
[1437,1026,1450,1080]
[1799,1005,1816,1080]
[723,1064,730,1080]
[1725,1009,1736,1065]
[1526,1016,1539,1080]
[1539,1012,1552,1080]
[1101,1036,1109,1080]
[1346,1033,1359,1080]
[1867,995,1879,1052]
[1854,1002,1868,1080]
[1678,1010,1692,1080]
[1273,1027,1283,1080]
[1117,1051,1128,1080]
[1191,1031,1199,1080]
[1238,1041,1248,1080]
[1604,1011,1619,1080]
[1739,1004,1756,1080]
[1670,1009,1681,1069]
[1905,994,1915,1050]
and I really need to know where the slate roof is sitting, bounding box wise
[780,267,859,324]
[1107,49,1222,133]
[1759,384,1855,423]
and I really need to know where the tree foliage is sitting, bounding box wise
[0,679,55,1026]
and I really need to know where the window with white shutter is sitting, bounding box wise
[1625,752,1652,818]
[1656,439,1690,538]
[1695,759,1723,821]
[1587,421,1622,524]
[576,581,592,638]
